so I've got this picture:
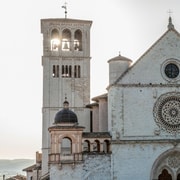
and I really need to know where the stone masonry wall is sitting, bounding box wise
[50,154,111,180]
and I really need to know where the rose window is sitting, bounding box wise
[153,92,180,133]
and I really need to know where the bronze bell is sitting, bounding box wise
[63,41,69,50]
[74,42,79,50]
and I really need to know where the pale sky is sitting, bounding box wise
[0,0,180,159]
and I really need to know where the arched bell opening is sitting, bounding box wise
[62,29,71,51]
[51,29,60,51]
[74,29,82,51]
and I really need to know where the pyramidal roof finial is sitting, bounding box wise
[167,10,174,30]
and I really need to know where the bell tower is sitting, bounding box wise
[41,18,92,175]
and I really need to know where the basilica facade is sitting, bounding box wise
[24,16,180,180]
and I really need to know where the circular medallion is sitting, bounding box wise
[161,59,180,82]
[164,63,179,78]
[153,92,180,134]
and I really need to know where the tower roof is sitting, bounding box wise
[54,100,78,124]
[108,54,132,63]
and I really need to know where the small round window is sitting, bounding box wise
[164,63,179,78]
[161,59,180,82]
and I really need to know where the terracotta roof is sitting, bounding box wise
[6,174,26,180]
[22,164,36,172]
[86,102,98,108]
[108,55,132,63]
[40,173,50,180]
[91,93,108,102]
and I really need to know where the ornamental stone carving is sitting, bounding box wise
[153,92,180,134]
[168,154,180,169]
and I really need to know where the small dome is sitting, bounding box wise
[54,100,78,124]
[108,54,132,84]
[108,55,132,63]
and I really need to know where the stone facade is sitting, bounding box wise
[24,17,180,180]
[108,18,180,180]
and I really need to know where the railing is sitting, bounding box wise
[49,153,60,164]
[49,153,83,164]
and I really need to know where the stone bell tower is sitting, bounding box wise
[41,18,92,175]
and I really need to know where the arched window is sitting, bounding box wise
[61,137,72,154]
[62,65,72,77]
[62,29,71,51]
[103,140,110,153]
[51,29,60,51]
[83,140,90,152]
[78,66,81,78]
[52,65,59,78]
[65,65,68,75]
[62,65,64,76]
[69,65,72,77]
[74,65,81,78]
[158,169,172,180]
[93,140,100,152]
[74,30,82,51]
[150,150,180,180]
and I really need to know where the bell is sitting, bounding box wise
[74,43,79,50]
[63,41,69,50]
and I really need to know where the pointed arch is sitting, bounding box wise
[177,173,180,180]
[150,148,180,180]
[176,168,180,180]
[158,169,172,180]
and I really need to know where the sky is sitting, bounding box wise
[0,0,180,159]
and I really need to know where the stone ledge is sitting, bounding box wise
[111,139,180,144]
[83,132,111,138]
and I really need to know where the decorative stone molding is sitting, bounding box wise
[168,154,180,169]
[154,127,161,135]
[108,83,180,89]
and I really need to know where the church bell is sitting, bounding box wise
[63,41,69,50]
